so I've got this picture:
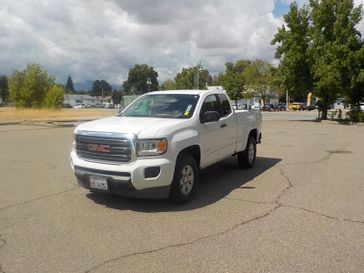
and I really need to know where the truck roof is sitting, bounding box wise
[148,89,226,96]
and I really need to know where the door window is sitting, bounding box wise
[200,95,220,122]
[218,94,232,117]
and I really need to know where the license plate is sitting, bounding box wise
[89,175,108,190]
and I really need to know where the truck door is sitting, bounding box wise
[199,94,229,167]
[217,94,238,157]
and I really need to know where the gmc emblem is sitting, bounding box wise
[87,144,111,153]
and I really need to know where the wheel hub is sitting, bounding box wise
[180,165,194,195]
[248,142,255,163]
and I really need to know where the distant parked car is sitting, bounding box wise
[277,103,286,111]
[270,103,285,111]
[73,104,85,109]
[289,102,301,110]
[92,103,103,108]
[270,104,277,111]
[333,98,345,110]
[299,103,307,111]
[233,104,248,110]
[62,103,73,109]
[360,103,364,111]
[261,105,271,111]
[251,103,261,111]
[307,104,318,111]
[104,103,115,109]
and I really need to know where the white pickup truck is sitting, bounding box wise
[70,89,262,203]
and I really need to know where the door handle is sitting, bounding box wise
[220,123,227,128]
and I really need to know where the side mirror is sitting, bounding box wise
[201,111,220,123]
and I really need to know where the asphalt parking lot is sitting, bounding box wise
[0,113,363,273]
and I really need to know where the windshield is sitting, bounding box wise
[121,94,200,119]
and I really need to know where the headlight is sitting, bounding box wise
[136,138,168,156]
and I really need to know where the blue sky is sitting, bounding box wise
[273,0,291,17]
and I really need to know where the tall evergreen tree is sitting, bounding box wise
[65,74,75,93]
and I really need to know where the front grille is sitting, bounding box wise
[76,134,132,163]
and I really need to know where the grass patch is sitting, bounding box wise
[0,107,118,123]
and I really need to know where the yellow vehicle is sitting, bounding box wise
[289,102,301,110]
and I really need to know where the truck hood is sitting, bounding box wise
[75,116,191,138]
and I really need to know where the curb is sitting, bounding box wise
[0,117,100,127]
[0,122,21,126]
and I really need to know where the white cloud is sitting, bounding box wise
[0,0,362,87]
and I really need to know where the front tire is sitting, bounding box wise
[237,136,256,169]
[170,155,199,203]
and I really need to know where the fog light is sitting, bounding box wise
[144,167,160,178]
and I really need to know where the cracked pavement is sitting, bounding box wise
[0,119,363,273]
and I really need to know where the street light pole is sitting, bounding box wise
[195,62,203,90]
[196,67,199,89]
[146,77,152,93]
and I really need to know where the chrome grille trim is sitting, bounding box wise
[75,131,136,164]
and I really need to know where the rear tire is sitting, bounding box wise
[170,155,199,204]
[237,136,256,169]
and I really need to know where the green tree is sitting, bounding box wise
[220,60,250,105]
[8,64,55,107]
[0,75,8,103]
[175,67,194,89]
[43,84,65,108]
[90,80,112,97]
[175,65,211,89]
[271,2,312,102]
[65,74,75,93]
[243,60,279,106]
[210,74,223,86]
[111,90,123,105]
[160,79,177,90]
[333,1,363,108]
[347,43,364,107]
[310,0,363,119]
[122,64,159,94]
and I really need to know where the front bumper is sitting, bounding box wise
[70,149,174,199]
